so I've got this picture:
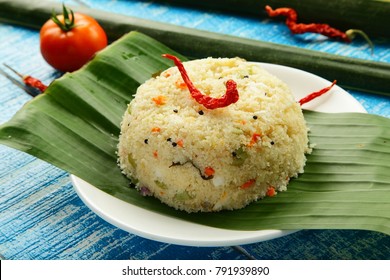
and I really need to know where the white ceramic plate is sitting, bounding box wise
[71,63,366,247]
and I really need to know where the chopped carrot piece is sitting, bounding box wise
[248,133,262,147]
[204,166,215,177]
[177,139,184,147]
[175,78,187,89]
[240,179,256,189]
[151,127,161,133]
[152,95,166,105]
[266,186,276,197]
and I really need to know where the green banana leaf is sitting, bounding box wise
[0,32,389,234]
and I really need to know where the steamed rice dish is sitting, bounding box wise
[117,57,310,212]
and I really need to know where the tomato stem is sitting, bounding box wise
[51,3,76,32]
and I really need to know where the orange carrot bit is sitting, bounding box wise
[240,179,256,189]
[163,71,171,78]
[153,150,158,158]
[177,139,184,147]
[175,78,187,89]
[266,186,276,197]
[152,95,167,105]
[204,166,215,177]
[151,127,161,133]
[248,133,262,147]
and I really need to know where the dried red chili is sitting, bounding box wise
[299,80,337,106]
[4,63,48,93]
[265,5,373,51]
[162,54,239,110]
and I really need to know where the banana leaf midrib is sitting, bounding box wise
[307,153,389,161]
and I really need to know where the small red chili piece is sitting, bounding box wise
[299,80,337,106]
[162,54,239,110]
[265,5,374,52]
[4,63,48,93]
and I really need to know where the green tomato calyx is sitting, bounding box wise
[51,4,77,32]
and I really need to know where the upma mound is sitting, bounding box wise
[117,57,310,212]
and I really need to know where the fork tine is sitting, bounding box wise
[3,63,24,78]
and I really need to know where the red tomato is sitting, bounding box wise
[40,10,107,72]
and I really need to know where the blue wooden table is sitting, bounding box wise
[0,0,389,260]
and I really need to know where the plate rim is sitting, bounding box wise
[71,174,299,247]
